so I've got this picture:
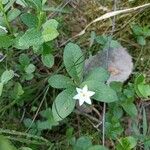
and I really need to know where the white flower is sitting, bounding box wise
[0,25,8,33]
[73,85,95,106]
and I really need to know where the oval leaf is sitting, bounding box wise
[88,145,108,150]
[1,70,14,84]
[52,88,76,121]
[63,43,84,82]
[81,81,118,103]
[84,67,109,83]
[42,53,54,68]
[48,74,74,89]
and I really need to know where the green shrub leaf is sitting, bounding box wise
[42,19,59,42]
[19,28,44,48]
[116,136,137,150]
[0,35,13,48]
[25,64,36,74]
[1,70,14,84]
[88,145,108,150]
[52,88,76,121]
[121,102,138,117]
[48,74,74,89]
[21,13,38,28]
[42,53,54,68]
[63,43,84,82]
[81,81,118,103]
[0,82,3,96]
[7,8,21,22]
[84,67,109,83]
[73,136,92,150]
[19,53,30,67]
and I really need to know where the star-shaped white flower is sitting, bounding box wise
[73,85,95,106]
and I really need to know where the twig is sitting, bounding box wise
[0,128,51,144]
[26,86,49,132]
[74,109,100,123]
[102,103,106,146]
[48,0,73,18]
[60,3,150,47]
[102,0,117,146]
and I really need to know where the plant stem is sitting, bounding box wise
[102,103,106,146]
[26,86,49,132]
[0,100,16,114]
[0,2,13,34]
[0,128,52,146]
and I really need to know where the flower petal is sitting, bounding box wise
[85,98,92,105]
[83,85,88,93]
[79,98,85,106]
[76,87,82,93]
[73,94,80,100]
[88,91,95,97]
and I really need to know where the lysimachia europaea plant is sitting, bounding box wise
[48,42,118,121]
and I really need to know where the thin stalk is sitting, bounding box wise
[0,100,16,114]
[102,103,106,146]
[26,86,49,132]
[0,2,13,34]
[102,0,117,146]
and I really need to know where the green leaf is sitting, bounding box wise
[84,67,109,83]
[0,35,13,48]
[0,135,17,150]
[142,107,148,136]
[63,43,84,82]
[42,19,59,42]
[134,74,145,97]
[48,74,74,89]
[42,0,47,5]
[43,19,58,29]
[25,0,42,10]
[18,28,44,48]
[19,53,30,67]
[16,0,27,7]
[137,36,146,46]
[2,0,9,4]
[41,53,54,68]
[88,145,108,150]
[39,108,58,127]
[36,120,52,130]
[131,24,143,35]
[42,27,59,42]
[96,35,108,45]
[12,82,24,100]
[0,82,3,96]
[1,70,14,84]
[52,88,76,121]
[73,136,92,150]
[116,136,137,150]
[25,64,36,74]
[121,102,137,117]
[143,27,150,37]
[134,74,150,98]
[110,82,123,92]
[138,84,150,98]
[81,81,118,103]
[90,31,96,47]
[19,147,32,150]
[25,73,34,80]
[23,118,36,128]
[20,13,38,28]
[96,35,121,49]
[7,8,21,22]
